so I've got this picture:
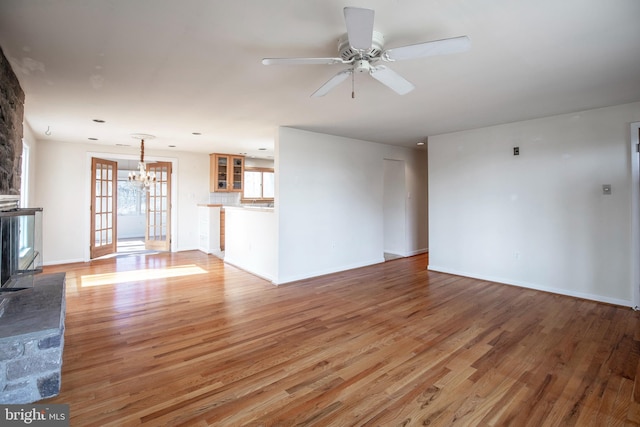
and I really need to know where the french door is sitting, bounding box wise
[145,162,172,251]
[90,157,117,259]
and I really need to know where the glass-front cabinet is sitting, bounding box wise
[210,154,244,192]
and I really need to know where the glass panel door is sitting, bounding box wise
[217,156,228,190]
[232,156,244,191]
[90,158,117,259]
[145,162,172,251]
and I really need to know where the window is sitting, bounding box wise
[243,168,274,200]
[118,180,146,215]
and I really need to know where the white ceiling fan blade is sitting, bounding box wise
[262,57,346,66]
[369,65,415,95]
[383,35,471,61]
[344,7,374,50]
[311,69,353,97]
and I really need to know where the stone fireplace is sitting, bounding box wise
[0,45,66,404]
[0,45,25,196]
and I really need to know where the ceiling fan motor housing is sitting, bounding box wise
[339,31,384,62]
[354,60,371,73]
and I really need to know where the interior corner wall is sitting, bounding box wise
[275,127,428,284]
[428,102,640,306]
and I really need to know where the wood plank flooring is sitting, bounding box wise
[42,251,640,426]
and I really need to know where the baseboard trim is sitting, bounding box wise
[275,257,385,286]
[44,258,85,266]
[427,265,633,308]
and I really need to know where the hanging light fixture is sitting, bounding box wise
[128,134,156,190]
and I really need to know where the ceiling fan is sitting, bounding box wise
[262,7,470,97]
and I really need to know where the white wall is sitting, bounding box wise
[21,123,38,208]
[224,207,277,282]
[117,215,145,239]
[33,140,210,264]
[275,127,428,284]
[428,102,640,306]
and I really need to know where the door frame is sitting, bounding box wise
[84,151,178,261]
[631,122,640,309]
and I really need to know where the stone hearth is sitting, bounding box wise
[0,273,66,403]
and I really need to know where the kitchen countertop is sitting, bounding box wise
[224,205,274,212]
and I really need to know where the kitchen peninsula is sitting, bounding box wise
[202,153,276,281]
[223,205,276,282]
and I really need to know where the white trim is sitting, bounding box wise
[631,122,640,309]
[84,152,179,261]
[20,141,30,208]
[273,257,385,285]
[223,258,276,284]
[428,265,633,308]
[406,248,428,256]
[44,258,85,266]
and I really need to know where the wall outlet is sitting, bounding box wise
[513,147,520,156]
[602,184,612,195]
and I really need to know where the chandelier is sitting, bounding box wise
[128,135,156,190]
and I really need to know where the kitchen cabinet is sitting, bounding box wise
[210,154,244,192]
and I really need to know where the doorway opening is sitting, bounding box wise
[383,159,407,261]
[89,155,174,260]
[116,159,147,254]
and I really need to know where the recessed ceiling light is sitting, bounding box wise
[417,141,425,146]
[192,132,201,135]
[88,137,98,141]
[92,119,105,123]
[258,148,267,151]
[115,143,130,147]
[168,145,176,148]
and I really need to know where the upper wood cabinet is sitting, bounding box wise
[210,154,244,192]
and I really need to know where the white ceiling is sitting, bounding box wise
[1,0,639,158]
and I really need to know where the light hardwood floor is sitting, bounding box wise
[43,251,640,426]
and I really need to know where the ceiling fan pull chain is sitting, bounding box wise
[352,70,355,99]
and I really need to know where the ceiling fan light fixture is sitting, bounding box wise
[262,6,469,98]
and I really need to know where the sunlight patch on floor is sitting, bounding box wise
[80,264,207,287]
